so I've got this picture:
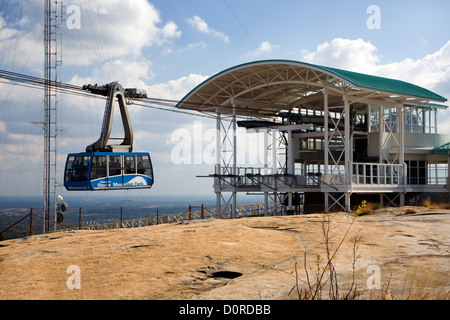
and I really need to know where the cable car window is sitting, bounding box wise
[124,155,136,174]
[91,155,107,180]
[65,155,90,182]
[109,155,121,176]
[137,155,152,177]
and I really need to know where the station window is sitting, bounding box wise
[427,163,447,185]
[407,161,426,185]
[404,106,437,134]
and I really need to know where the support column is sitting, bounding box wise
[272,129,277,175]
[323,91,329,211]
[398,105,405,206]
[264,129,269,216]
[272,128,278,215]
[344,95,351,212]
[216,192,221,217]
[344,95,350,186]
[345,193,351,212]
[288,192,293,210]
[287,128,294,211]
[215,110,221,217]
[232,103,237,219]
[264,193,269,217]
[379,105,383,163]
[287,129,294,175]
[447,151,450,192]
[323,91,329,174]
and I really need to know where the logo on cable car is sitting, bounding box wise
[91,175,150,189]
[124,176,148,187]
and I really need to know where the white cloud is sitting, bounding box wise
[161,41,207,56]
[302,38,380,74]
[0,0,182,71]
[161,21,182,39]
[302,38,450,88]
[0,21,43,74]
[0,14,20,40]
[375,41,450,90]
[247,41,278,58]
[186,15,230,43]
[301,38,450,97]
[302,38,450,133]
[146,73,208,100]
[0,121,6,134]
[64,0,181,63]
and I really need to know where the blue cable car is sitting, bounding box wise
[64,152,154,191]
[63,82,154,192]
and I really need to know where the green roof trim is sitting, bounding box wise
[319,65,447,102]
[433,142,450,154]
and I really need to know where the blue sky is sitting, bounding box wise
[0,0,449,200]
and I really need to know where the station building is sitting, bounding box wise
[177,60,449,216]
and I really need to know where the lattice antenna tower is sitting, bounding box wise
[43,0,64,233]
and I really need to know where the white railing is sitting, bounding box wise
[352,162,407,185]
[214,163,408,188]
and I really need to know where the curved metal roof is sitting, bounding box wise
[176,60,447,115]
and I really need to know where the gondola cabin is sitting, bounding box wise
[64,152,154,191]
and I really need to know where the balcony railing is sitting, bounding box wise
[214,162,409,189]
[351,162,407,185]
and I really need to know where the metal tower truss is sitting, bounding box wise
[43,0,64,232]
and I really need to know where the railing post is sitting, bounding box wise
[201,204,204,219]
[29,208,33,236]
[189,205,192,221]
[120,206,123,228]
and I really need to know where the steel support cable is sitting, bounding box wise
[0,69,217,120]
[0,69,242,121]
[132,101,217,120]
[0,69,83,92]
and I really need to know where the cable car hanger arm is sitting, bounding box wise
[83,81,147,153]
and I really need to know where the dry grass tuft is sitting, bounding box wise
[423,197,450,210]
